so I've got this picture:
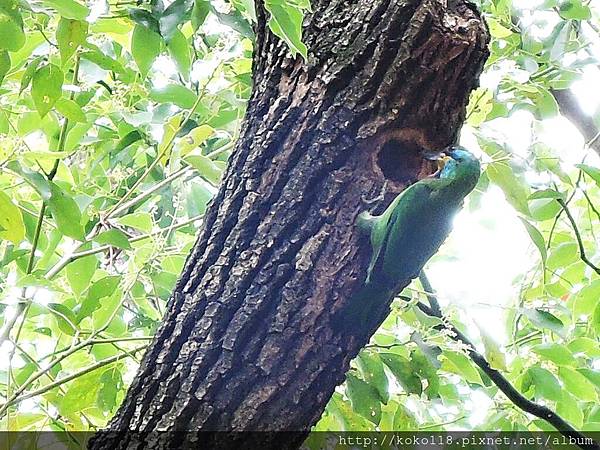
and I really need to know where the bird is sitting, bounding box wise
[338,146,480,330]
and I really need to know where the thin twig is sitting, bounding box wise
[411,292,598,450]
[557,198,600,275]
[104,67,219,220]
[0,346,147,414]
[418,270,441,316]
[109,166,196,218]
[45,214,203,279]
[581,185,600,223]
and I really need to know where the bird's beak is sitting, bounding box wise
[424,151,451,178]
[438,154,452,170]
[423,151,445,161]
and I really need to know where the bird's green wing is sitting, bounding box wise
[360,180,441,285]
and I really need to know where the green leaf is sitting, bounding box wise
[159,0,193,41]
[178,124,214,155]
[128,8,160,34]
[0,50,10,86]
[14,362,36,386]
[527,366,561,402]
[80,47,127,74]
[536,87,559,119]
[571,280,600,316]
[522,308,564,334]
[379,353,422,395]
[392,402,418,431]
[158,113,182,162]
[578,369,600,390]
[6,161,52,200]
[466,88,494,127]
[184,155,223,185]
[65,254,98,296]
[577,164,600,187]
[441,350,484,385]
[558,0,591,19]
[55,98,86,122]
[487,17,512,38]
[345,373,381,424]
[91,17,132,35]
[0,191,25,244]
[48,302,78,335]
[97,369,123,412]
[58,371,101,419]
[547,242,578,270]
[47,182,84,240]
[0,11,25,51]
[264,0,307,58]
[519,218,546,265]
[93,229,132,250]
[22,151,71,162]
[76,275,121,321]
[231,0,256,21]
[327,393,374,430]
[131,23,162,78]
[557,391,584,428]
[0,0,23,24]
[41,0,90,20]
[114,130,143,154]
[210,6,254,39]
[529,198,561,222]
[568,338,600,358]
[31,64,64,118]
[410,348,439,398]
[528,189,565,200]
[56,18,88,63]
[17,274,64,291]
[593,302,600,337]
[191,0,209,31]
[167,29,191,79]
[486,162,530,215]
[19,56,44,94]
[357,352,389,404]
[558,367,598,402]
[478,325,507,371]
[117,212,153,233]
[150,84,196,109]
[92,287,123,330]
[131,280,161,320]
[531,343,577,367]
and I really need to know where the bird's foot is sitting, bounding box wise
[361,181,388,205]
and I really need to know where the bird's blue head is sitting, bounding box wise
[439,146,481,195]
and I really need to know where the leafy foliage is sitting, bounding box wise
[0,0,306,431]
[0,0,599,437]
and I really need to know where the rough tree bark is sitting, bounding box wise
[90,0,489,448]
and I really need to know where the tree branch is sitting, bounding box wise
[552,88,600,156]
[408,291,599,450]
[418,270,441,316]
[0,345,147,415]
[45,214,203,279]
[557,198,600,275]
[103,68,218,221]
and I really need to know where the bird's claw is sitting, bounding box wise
[361,181,388,205]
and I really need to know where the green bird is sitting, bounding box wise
[339,146,480,330]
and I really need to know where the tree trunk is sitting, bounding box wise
[90,0,489,448]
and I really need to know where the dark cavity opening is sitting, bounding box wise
[377,139,423,184]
